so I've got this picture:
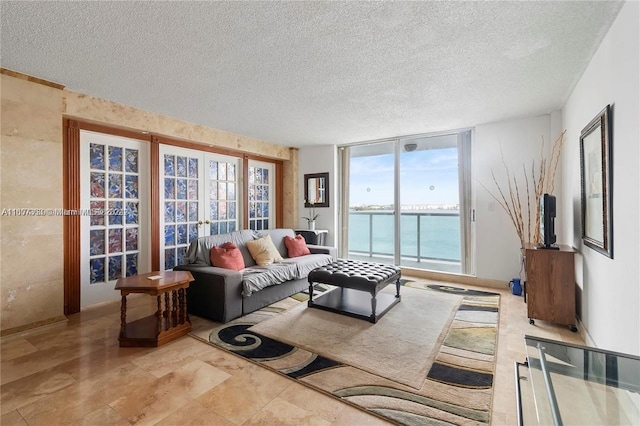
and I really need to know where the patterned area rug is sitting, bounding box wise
[190,282,500,425]
[250,286,462,389]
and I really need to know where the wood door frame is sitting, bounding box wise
[63,119,81,315]
[63,120,283,314]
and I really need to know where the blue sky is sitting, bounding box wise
[349,148,459,206]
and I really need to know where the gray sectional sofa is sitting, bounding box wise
[174,228,336,323]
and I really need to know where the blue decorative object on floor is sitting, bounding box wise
[510,278,522,296]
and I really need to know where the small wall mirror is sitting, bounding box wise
[304,172,329,208]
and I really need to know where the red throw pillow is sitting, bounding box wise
[210,242,245,271]
[284,235,311,258]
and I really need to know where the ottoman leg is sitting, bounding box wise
[395,277,401,298]
[308,281,314,306]
[370,294,377,323]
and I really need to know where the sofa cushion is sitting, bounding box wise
[246,234,284,266]
[256,229,297,258]
[284,235,311,258]
[184,230,256,267]
[210,242,245,271]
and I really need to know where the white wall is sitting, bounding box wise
[297,145,338,246]
[474,114,564,282]
[561,1,639,355]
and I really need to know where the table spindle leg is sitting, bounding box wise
[179,288,186,324]
[120,295,127,337]
[184,288,190,322]
[156,295,162,333]
[172,290,178,326]
[164,293,170,318]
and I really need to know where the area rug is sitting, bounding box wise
[249,286,461,389]
[191,282,500,425]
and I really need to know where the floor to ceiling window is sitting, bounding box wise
[341,130,473,274]
[347,140,396,266]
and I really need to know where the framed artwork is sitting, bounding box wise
[579,105,613,258]
[304,172,329,208]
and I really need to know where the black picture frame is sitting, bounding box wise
[304,172,329,208]
[579,105,613,258]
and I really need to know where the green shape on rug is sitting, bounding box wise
[444,327,497,355]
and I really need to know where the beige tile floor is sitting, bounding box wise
[1,277,585,425]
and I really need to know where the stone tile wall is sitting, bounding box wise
[63,91,292,160]
[1,73,65,332]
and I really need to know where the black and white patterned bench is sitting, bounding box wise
[307,259,401,323]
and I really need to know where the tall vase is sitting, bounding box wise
[308,220,316,231]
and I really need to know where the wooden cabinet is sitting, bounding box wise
[524,243,577,331]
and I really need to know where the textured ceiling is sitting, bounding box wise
[0,1,624,147]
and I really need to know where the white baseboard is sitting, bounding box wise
[575,316,596,348]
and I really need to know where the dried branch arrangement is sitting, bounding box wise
[480,130,566,248]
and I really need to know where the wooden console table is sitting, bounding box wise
[115,271,194,347]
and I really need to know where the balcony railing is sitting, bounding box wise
[348,210,461,272]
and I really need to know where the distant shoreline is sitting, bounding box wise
[349,209,459,214]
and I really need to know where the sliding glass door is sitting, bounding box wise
[343,131,473,274]
[347,141,397,266]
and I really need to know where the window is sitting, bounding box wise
[248,161,275,231]
[340,130,473,274]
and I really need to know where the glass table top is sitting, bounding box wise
[524,335,640,425]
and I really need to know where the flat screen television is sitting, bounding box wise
[539,193,558,249]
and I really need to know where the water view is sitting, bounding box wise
[348,210,461,271]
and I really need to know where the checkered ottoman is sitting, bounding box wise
[307,259,401,323]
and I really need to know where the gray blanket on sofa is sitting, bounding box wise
[241,253,333,297]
